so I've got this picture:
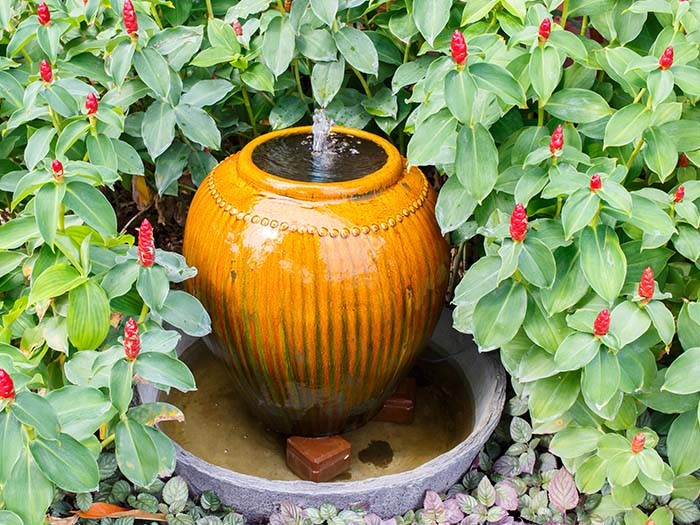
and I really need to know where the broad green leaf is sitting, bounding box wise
[453,256,500,306]
[137,266,169,311]
[413,0,451,46]
[607,451,639,487]
[407,110,457,166]
[518,346,560,382]
[0,411,23,481]
[643,127,677,181]
[241,62,275,93]
[541,245,590,315]
[529,372,580,421]
[647,69,674,108]
[550,426,603,458]
[445,69,477,124]
[0,512,22,525]
[529,45,561,104]
[579,225,626,304]
[141,101,176,159]
[133,47,171,101]
[129,402,184,426]
[555,332,600,371]
[298,27,337,62]
[582,349,620,409]
[0,251,26,279]
[678,302,700,350]
[3,447,54,525]
[609,301,650,348]
[181,79,233,107]
[545,88,612,123]
[312,59,345,108]
[46,386,113,441]
[455,123,498,203]
[110,358,133,416]
[470,62,526,106]
[310,0,338,26]
[174,104,220,150]
[660,120,700,151]
[86,134,118,171]
[361,87,397,118]
[29,263,85,304]
[575,455,607,494]
[672,65,700,97]
[143,425,176,477]
[110,40,136,86]
[435,176,476,234]
[207,18,240,52]
[672,224,700,263]
[34,182,65,247]
[262,17,295,77]
[64,181,118,238]
[11,391,60,439]
[548,30,588,62]
[663,347,700,395]
[115,417,159,487]
[155,142,189,195]
[157,290,211,337]
[561,189,599,239]
[113,139,145,175]
[334,26,379,76]
[134,352,196,392]
[30,433,99,492]
[519,238,556,288]
[462,0,499,24]
[636,449,664,480]
[472,279,527,351]
[604,104,650,148]
[55,120,90,157]
[645,300,675,345]
[523,296,570,354]
[190,46,236,67]
[667,410,700,476]
[598,180,632,215]
[67,280,110,351]
[24,126,56,171]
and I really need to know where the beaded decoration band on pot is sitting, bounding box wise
[206,166,431,238]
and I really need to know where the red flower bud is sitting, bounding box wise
[284,0,292,12]
[51,159,64,175]
[85,92,98,115]
[37,2,50,25]
[137,218,156,267]
[40,59,53,83]
[123,318,141,360]
[233,20,243,37]
[0,369,15,400]
[451,30,468,67]
[631,432,646,453]
[590,174,602,191]
[638,267,655,301]
[674,185,685,203]
[645,520,655,525]
[593,309,610,336]
[549,124,564,154]
[678,153,689,167]
[510,203,528,242]
[659,46,674,70]
[123,0,138,36]
[538,18,551,42]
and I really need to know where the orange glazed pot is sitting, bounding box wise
[183,127,449,436]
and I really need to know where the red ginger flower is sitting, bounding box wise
[631,432,646,453]
[40,59,53,83]
[0,369,15,400]
[37,2,50,25]
[451,30,468,67]
[678,153,689,167]
[137,218,156,267]
[638,267,655,301]
[51,159,63,175]
[659,46,674,70]
[284,0,292,12]
[539,18,551,42]
[85,92,98,115]
[510,203,528,242]
[593,309,610,336]
[674,185,685,203]
[123,0,138,36]
[123,318,141,360]
[550,125,564,154]
[233,20,243,37]
[590,174,602,191]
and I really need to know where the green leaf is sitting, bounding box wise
[667,410,700,476]
[647,69,674,108]
[604,104,650,148]
[643,127,677,181]
[110,358,133,416]
[541,245,590,315]
[529,45,561,104]
[407,110,457,166]
[133,47,172,101]
[298,27,337,62]
[35,182,65,247]
[135,352,196,392]
[262,17,295,77]
[29,263,85,304]
[555,332,600,371]
[663,348,700,395]
[607,451,639,487]
[86,134,118,171]
[0,411,23,481]
[519,238,556,288]
[207,18,240,52]
[24,126,56,171]
[598,180,632,215]
[609,301,651,348]
[310,0,338,26]
[453,255,500,306]
[548,30,588,62]
[334,26,378,76]
[3,447,54,525]
[455,123,498,203]
[562,189,600,239]
[157,290,211,337]
[472,279,527,351]
[143,425,176,477]
[529,372,580,421]
[545,88,612,123]
[470,62,526,106]
[110,40,136,86]
[646,300,675,345]
[181,79,233,108]
[141,101,176,159]
[575,455,607,494]
[361,87,397,118]
[435,176,476,234]
[445,69,477,124]
[672,65,700,97]
[115,417,159,488]
[46,386,113,441]
[582,349,620,409]
[190,46,236,68]
[579,225,626,304]
[241,62,275,93]
[312,59,345,108]
[113,139,145,175]
[623,194,676,250]
[55,120,90,157]
[137,266,169,312]
[67,280,110,351]
[155,142,189,196]
[413,0,451,46]
[0,512,23,525]
[64,181,118,238]
[461,0,499,24]
[549,426,603,458]
[11,391,60,439]
[129,402,184,426]
[30,433,99,492]
[174,104,221,150]
[523,296,570,354]
[673,224,700,263]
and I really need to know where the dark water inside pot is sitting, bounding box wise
[252,133,388,183]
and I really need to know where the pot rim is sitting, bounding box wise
[236,126,404,200]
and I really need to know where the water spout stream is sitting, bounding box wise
[312,108,334,155]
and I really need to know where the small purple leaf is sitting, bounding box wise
[486,507,508,523]
[547,468,579,513]
[493,456,520,477]
[424,490,444,513]
[494,481,519,511]
[444,498,465,524]
[476,476,496,507]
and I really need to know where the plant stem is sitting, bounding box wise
[633,87,647,104]
[138,302,149,324]
[537,98,544,127]
[20,48,33,65]
[580,15,588,36]
[150,6,163,29]
[205,0,214,18]
[449,242,466,300]
[58,204,65,232]
[352,67,372,98]
[292,59,307,107]
[48,107,62,131]
[560,0,570,27]
[100,433,116,450]
[626,138,645,170]
[241,84,258,136]
[403,36,413,64]
[554,196,563,219]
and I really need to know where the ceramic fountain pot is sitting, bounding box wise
[183,126,450,436]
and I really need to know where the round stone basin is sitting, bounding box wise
[136,309,506,520]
